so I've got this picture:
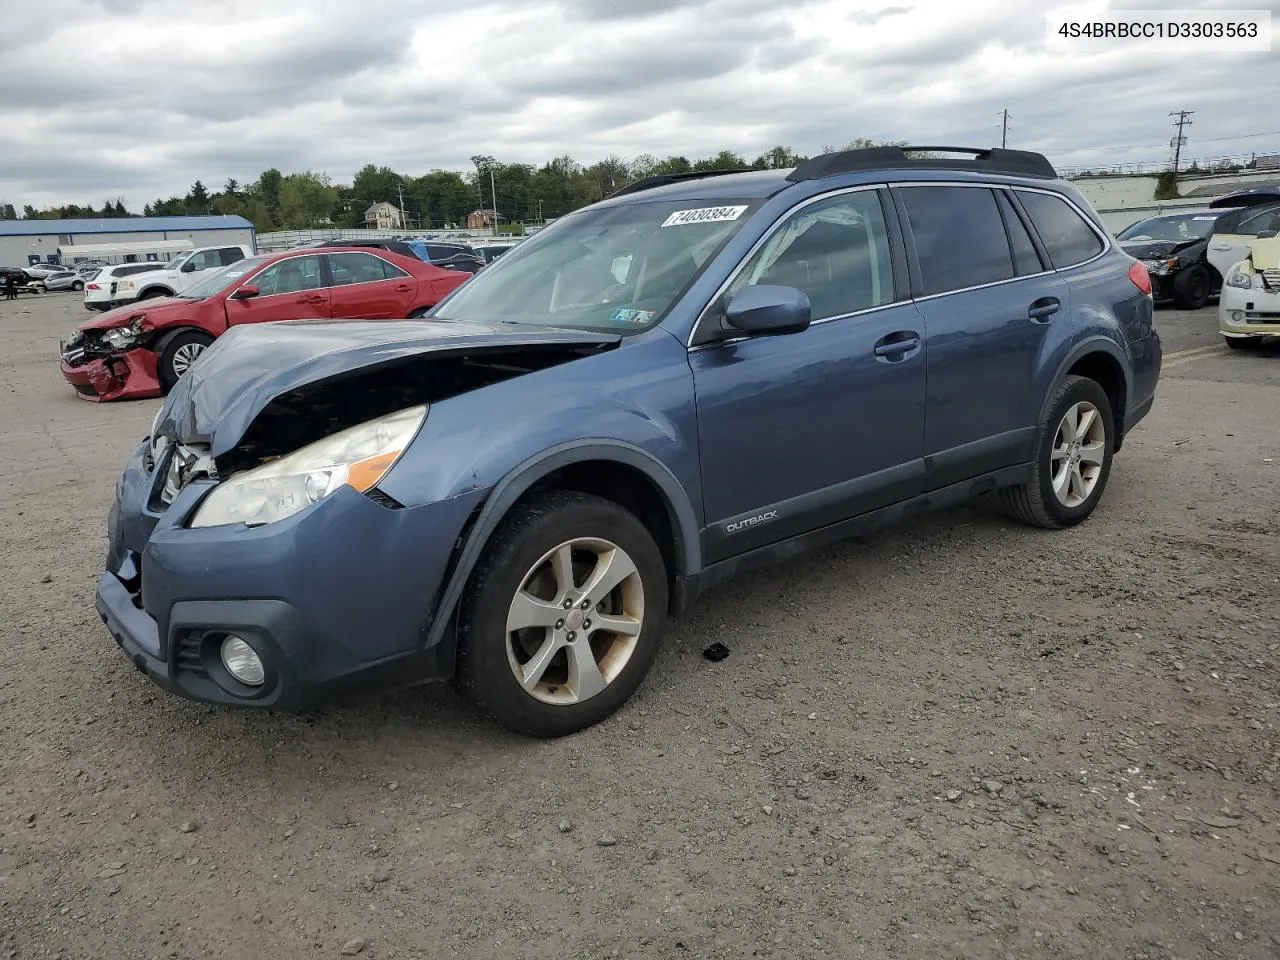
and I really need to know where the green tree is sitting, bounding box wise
[754,145,807,169]
[0,203,17,219]
[276,171,339,228]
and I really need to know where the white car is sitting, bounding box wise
[82,263,179,311]
[1207,201,1280,281]
[1219,236,1280,349]
[106,244,252,306]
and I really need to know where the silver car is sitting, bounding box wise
[30,269,85,292]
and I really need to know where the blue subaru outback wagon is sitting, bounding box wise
[98,146,1162,737]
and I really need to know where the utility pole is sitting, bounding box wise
[1169,109,1194,176]
[396,183,407,230]
[489,167,498,236]
[1000,109,1010,149]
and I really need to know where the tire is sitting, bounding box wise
[139,287,172,300]
[1172,266,1210,309]
[158,330,214,391]
[1001,375,1115,530]
[407,306,431,319]
[455,490,669,738]
[1224,335,1263,350]
[72,280,84,291]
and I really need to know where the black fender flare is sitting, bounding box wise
[137,286,175,300]
[1038,336,1132,424]
[423,439,703,651]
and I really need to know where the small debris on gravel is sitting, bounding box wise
[39,574,52,583]
[597,834,618,847]
[702,642,730,662]
[558,819,574,833]
[944,789,964,802]
[340,938,366,955]
[179,821,197,834]
[982,780,1004,795]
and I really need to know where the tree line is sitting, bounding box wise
[3,140,907,233]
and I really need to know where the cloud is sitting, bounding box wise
[0,0,1277,211]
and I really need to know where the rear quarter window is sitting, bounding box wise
[1017,191,1105,268]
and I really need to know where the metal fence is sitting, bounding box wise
[257,225,543,252]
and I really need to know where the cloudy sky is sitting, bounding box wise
[1,0,1277,211]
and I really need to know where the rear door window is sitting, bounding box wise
[996,191,1044,276]
[219,247,246,266]
[1017,191,1105,268]
[898,186,1015,296]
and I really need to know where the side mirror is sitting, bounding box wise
[229,284,260,300]
[1256,229,1278,239]
[180,261,197,273]
[723,284,811,336]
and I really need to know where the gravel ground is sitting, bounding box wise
[1,292,1278,960]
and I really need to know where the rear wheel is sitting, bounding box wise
[72,280,84,291]
[1224,335,1263,350]
[455,491,668,738]
[1001,375,1115,529]
[158,330,214,391]
[1172,266,1210,309]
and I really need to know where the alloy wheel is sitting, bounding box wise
[170,342,206,378]
[504,537,645,705]
[1051,401,1106,508]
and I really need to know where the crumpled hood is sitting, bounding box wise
[1118,238,1201,260]
[155,319,621,456]
[79,297,190,330]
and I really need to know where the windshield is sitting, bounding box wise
[180,256,268,299]
[1117,213,1218,242]
[432,198,759,332]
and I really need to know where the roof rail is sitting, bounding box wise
[610,168,751,198]
[787,146,1058,182]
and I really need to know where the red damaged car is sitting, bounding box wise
[59,246,471,401]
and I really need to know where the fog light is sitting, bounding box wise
[1231,311,1244,323]
[220,635,265,686]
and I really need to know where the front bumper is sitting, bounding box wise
[97,438,483,708]
[59,346,162,402]
[1219,282,1280,336]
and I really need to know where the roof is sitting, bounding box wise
[597,169,791,206]
[364,202,398,215]
[0,215,254,237]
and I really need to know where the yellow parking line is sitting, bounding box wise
[1163,344,1224,370]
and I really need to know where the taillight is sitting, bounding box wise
[87,283,100,290]
[1128,260,1152,297]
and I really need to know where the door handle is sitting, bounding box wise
[394,284,412,292]
[1028,297,1060,322]
[296,294,327,304]
[873,332,921,358]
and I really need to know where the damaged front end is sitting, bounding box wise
[149,319,623,516]
[60,317,162,402]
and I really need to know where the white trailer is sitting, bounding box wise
[58,238,195,266]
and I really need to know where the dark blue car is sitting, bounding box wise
[98,146,1163,737]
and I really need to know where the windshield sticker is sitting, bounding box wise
[1192,216,1217,220]
[609,308,655,324]
[661,205,749,228]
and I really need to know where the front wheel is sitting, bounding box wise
[1001,375,1115,529]
[72,280,84,291]
[158,330,214,391]
[1224,335,1263,350]
[1173,266,1210,309]
[455,491,669,738]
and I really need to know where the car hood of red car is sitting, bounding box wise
[78,297,200,331]
[154,318,622,456]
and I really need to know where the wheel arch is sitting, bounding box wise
[149,324,215,355]
[138,285,176,299]
[422,441,702,655]
[1041,337,1131,451]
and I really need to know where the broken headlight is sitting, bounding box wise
[101,318,144,350]
[189,405,426,528]
[1142,257,1178,277]
[1224,261,1255,289]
